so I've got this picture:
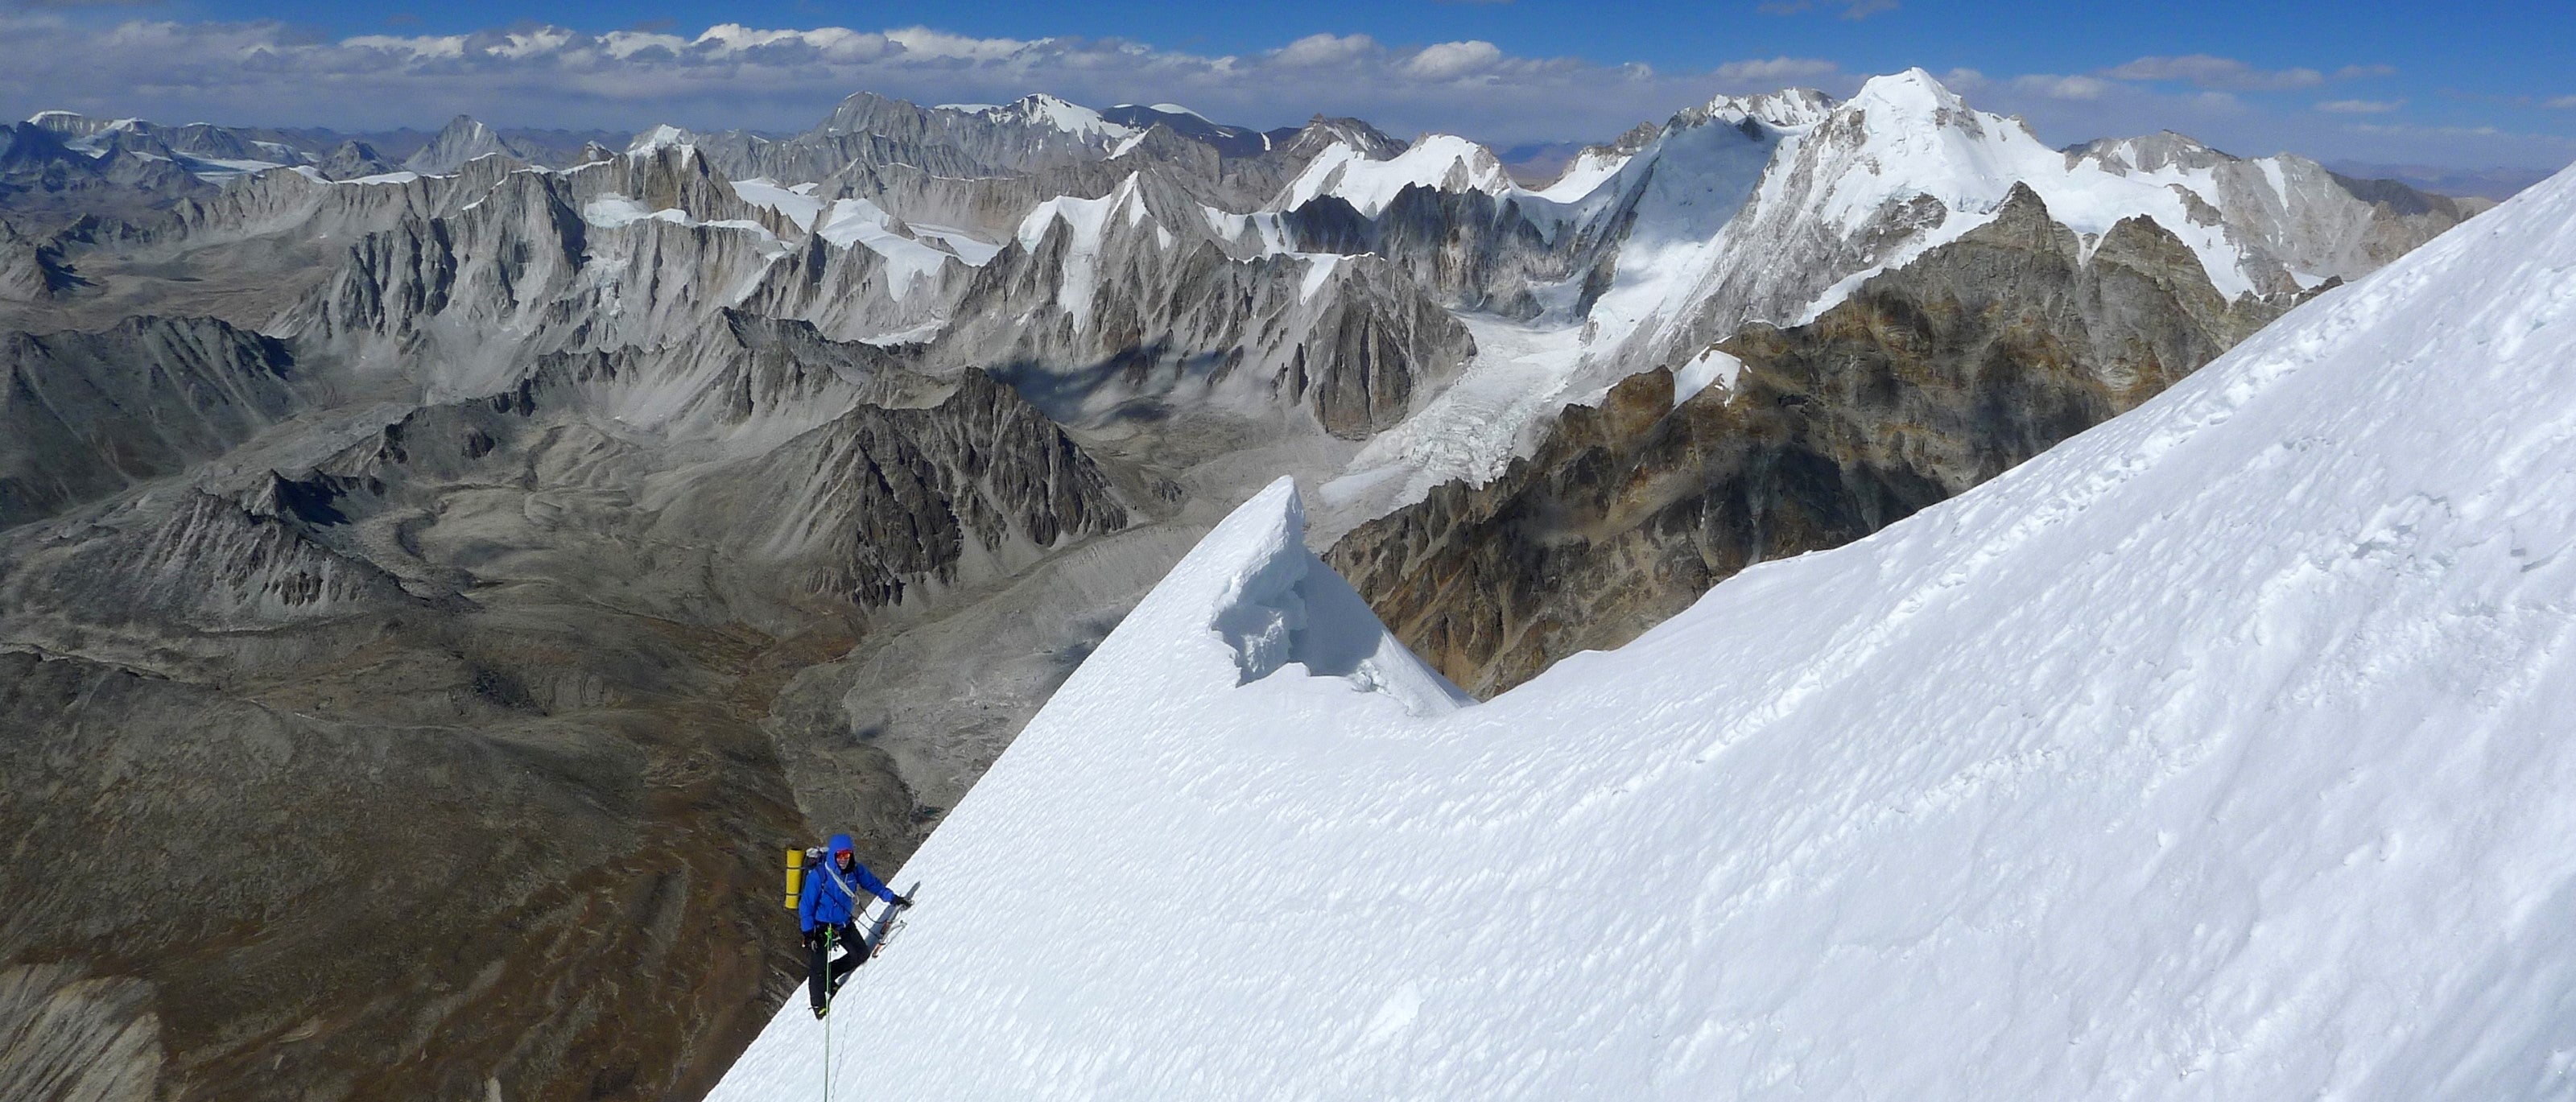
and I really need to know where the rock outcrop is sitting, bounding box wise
[1329,185,2301,695]
[0,316,305,528]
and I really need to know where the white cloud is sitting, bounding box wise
[1275,32,1377,68]
[0,14,2553,172]
[1405,40,1503,81]
[2316,98,2404,114]
[600,31,689,60]
[2102,54,2324,92]
[2549,95,2576,110]
[341,33,466,60]
[882,26,1030,62]
[2348,122,2505,138]
[1712,56,1840,85]
[2012,74,2113,101]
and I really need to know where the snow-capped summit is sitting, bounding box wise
[1698,86,1838,130]
[402,114,541,174]
[626,124,695,156]
[1564,65,2479,386]
[971,93,1140,142]
[1274,132,1515,217]
[1848,65,1974,118]
[2070,130,2235,175]
[712,158,2576,1101]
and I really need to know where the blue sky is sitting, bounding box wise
[2,0,2570,171]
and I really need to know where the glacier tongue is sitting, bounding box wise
[710,159,2576,1099]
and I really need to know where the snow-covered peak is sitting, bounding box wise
[1011,173,1172,330]
[25,109,93,133]
[2070,130,2231,175]
[975,93,1141,142]
[1837,68,1986,146]
[1531,147,1633,202]
[627,124,694,155]
[1274,133,1514,217]
[712,160,2576,1101]
[1702,87,1838,130]
[1850,66,1971,118]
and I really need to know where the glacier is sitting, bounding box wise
[708,159,2576,1099]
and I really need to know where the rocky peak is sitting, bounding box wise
[626,124,695,155]
[23,109,117,138]
[1328,180,2296,695]
[2070,130,2230,175]
[1699,87,1838,130]
[404,115,540,175]
[316,138,395,180]
[976,93,1138,142]
[1277,116,1408,164]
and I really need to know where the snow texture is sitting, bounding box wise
[729,177,823,230]
[1672,345,1743,404]
[711,155,2576,1102]
[1277,134,1517,217]
[1320,70,2426,524]
[817,196,972,297]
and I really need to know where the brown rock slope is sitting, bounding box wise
[0,325,1144,1100]
[1329,184,2323,697]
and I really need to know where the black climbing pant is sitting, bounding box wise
[807,921,863,1009]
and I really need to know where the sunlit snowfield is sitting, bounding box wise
[712,161,2576,1100]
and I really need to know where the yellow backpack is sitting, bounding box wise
[783,845,826,910]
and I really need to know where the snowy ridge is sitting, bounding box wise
[819,196,981,296]
[966,93,1141,142]
[1321,68,2467,524]
[713,162,2576,1099]
[1275,133,1519,217]
[1014,175,1155,330]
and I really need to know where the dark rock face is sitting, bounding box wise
[1328,186,2298,697]
[707,366,1137,608]
[1281,186,1567,317]
[0,316,303,529]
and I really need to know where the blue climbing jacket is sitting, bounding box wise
[799,833,897,931]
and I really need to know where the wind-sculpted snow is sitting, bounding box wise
[714,162,2576,1100]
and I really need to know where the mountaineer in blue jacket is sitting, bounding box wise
[801,833,909,1017]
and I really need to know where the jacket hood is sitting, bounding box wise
[827,832,854,855]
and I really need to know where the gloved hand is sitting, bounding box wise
[893,895,914,908]
[801,928,820,948]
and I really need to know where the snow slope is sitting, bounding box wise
[1316,72,2475,525]
[1275,133,1517,217]
[709,165,2576,1101]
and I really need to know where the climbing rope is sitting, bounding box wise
[823,926,835,1102]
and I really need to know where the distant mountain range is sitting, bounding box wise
[0,70,2501,1102]
[2323,160,2557,200]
